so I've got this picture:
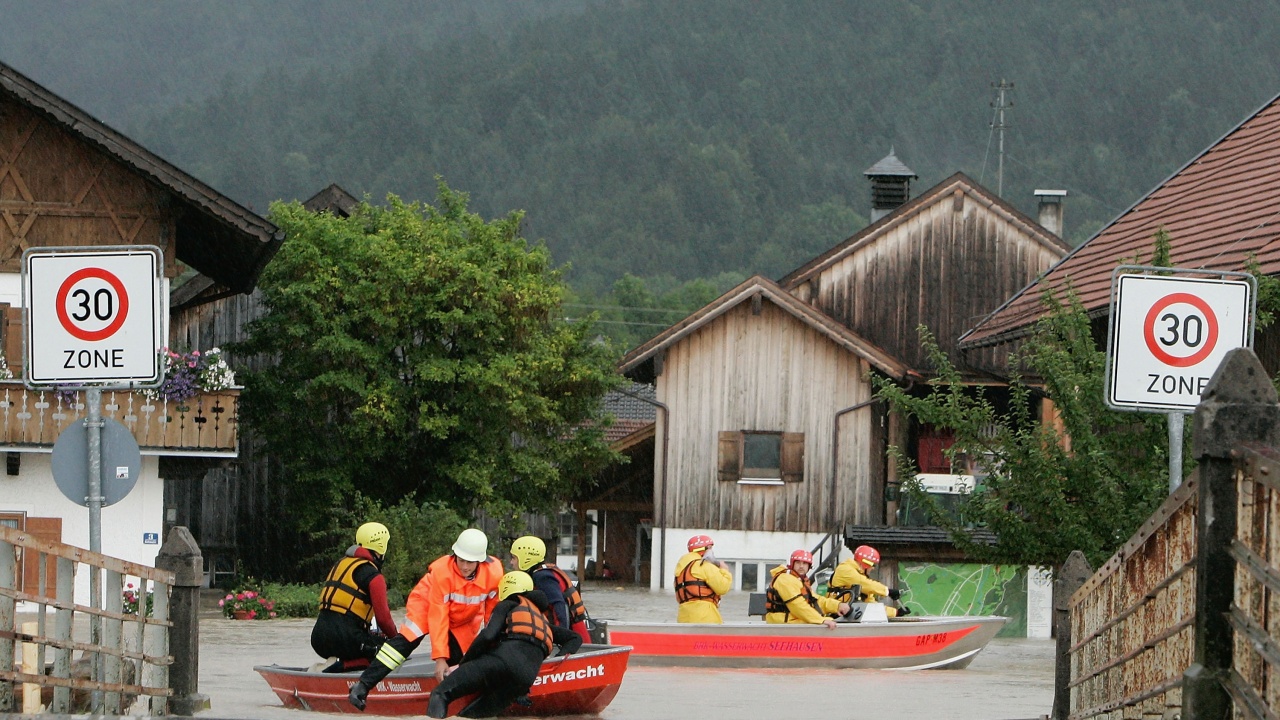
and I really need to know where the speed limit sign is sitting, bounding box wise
[1106,269,1255,412]
[23,246,163,385]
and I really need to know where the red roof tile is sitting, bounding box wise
[960,92,1280,348]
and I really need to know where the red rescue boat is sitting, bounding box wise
[254,644,631,716]
[604,615,1005,670]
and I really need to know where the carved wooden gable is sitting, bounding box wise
[0,97,176,276]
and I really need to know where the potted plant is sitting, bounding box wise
[219,588,277,620]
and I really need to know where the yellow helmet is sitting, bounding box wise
[499,571,534,601]
[355,522,390,555]
[510,536,546,571]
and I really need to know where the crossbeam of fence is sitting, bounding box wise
[0,523,174,715]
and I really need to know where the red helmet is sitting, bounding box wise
[687,535,714,552]
[789,549,813,570]
[854,545,880,569]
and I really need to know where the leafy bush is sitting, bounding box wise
[325,495,469,601]
[260,581,323,618]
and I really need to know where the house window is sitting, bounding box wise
[556,511,595,558]
[718,431,804,484]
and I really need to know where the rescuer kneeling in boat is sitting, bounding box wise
[826,544,908,618]
[425,571,584,719]
[311,522,397,672]
[509,535,592,643]
[349,528,502,711]
[674,534,733,623]
[765,549,849,629]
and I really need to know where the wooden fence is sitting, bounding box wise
[1060,348,1280,719]
[0,524,173,714]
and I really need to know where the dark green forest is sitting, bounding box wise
[4,1,1280,348]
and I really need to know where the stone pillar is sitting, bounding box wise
[1052,550,1092,720]
[156,526,209,715]
[1184,348,1280,719]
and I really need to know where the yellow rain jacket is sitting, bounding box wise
[826,558,899,618]
[764,565,842,624]
[674,550,734,623]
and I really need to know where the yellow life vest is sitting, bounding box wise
[319,556,374,622]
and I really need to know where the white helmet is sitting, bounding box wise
[452,528,489,562]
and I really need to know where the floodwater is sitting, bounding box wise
[197,583,1052,720]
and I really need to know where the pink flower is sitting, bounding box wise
[236,592,246,601]
[218,599,225,607]
[269,612,278,618]
[224,593,234,601]
[245,591,256,599]
[248,610,257,619]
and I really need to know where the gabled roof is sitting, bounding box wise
[303,183,361,217]
[960,91,1280,349]
[0,60,281,294]
[780,172,1070,288]
[618,275,909,380]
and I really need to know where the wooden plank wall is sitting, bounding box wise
[168,289,298,578]
[0,96,177,274]
[797,186,1064,377]
[659,300,875,533]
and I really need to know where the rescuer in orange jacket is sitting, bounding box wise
[348,528,503,711]
[764,549,848,628]
[674,534,733,623]
[425,572,583,719]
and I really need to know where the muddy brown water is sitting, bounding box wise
[197,583,1052,720]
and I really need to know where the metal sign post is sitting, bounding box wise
[1105,267,1255,491]
[22,246,163,708]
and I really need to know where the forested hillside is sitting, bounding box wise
[4,1,1280,334]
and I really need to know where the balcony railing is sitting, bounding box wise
[0,382,239,455]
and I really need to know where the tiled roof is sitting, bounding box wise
[603,383,658,421]
[960,91,1280,348]
[604,418,652,444]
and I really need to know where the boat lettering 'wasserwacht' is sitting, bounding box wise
[255,643,631,717]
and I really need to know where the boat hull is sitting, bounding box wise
[604,616,1006,669]
[254,643,631,716]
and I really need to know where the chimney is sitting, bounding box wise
[864,149,917,222]
[1034,189,1067,238]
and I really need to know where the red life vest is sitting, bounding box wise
[506,595,555,655]
[542,564,589,625]
[675,559,721,605]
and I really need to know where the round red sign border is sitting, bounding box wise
[1142,291,1219,368]
[55,267,130,342]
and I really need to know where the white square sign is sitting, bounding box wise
[24,247,163,385]
[1107,272,1254,412]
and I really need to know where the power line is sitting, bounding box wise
[562,317,674,328]
[563,302,691,315]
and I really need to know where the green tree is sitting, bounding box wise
[873,291,1173,569]
[239,184,622,531]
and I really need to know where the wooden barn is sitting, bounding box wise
[0,60,280,598]
[617,153,1071,591]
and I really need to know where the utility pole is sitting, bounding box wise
[991,79,1014,197]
